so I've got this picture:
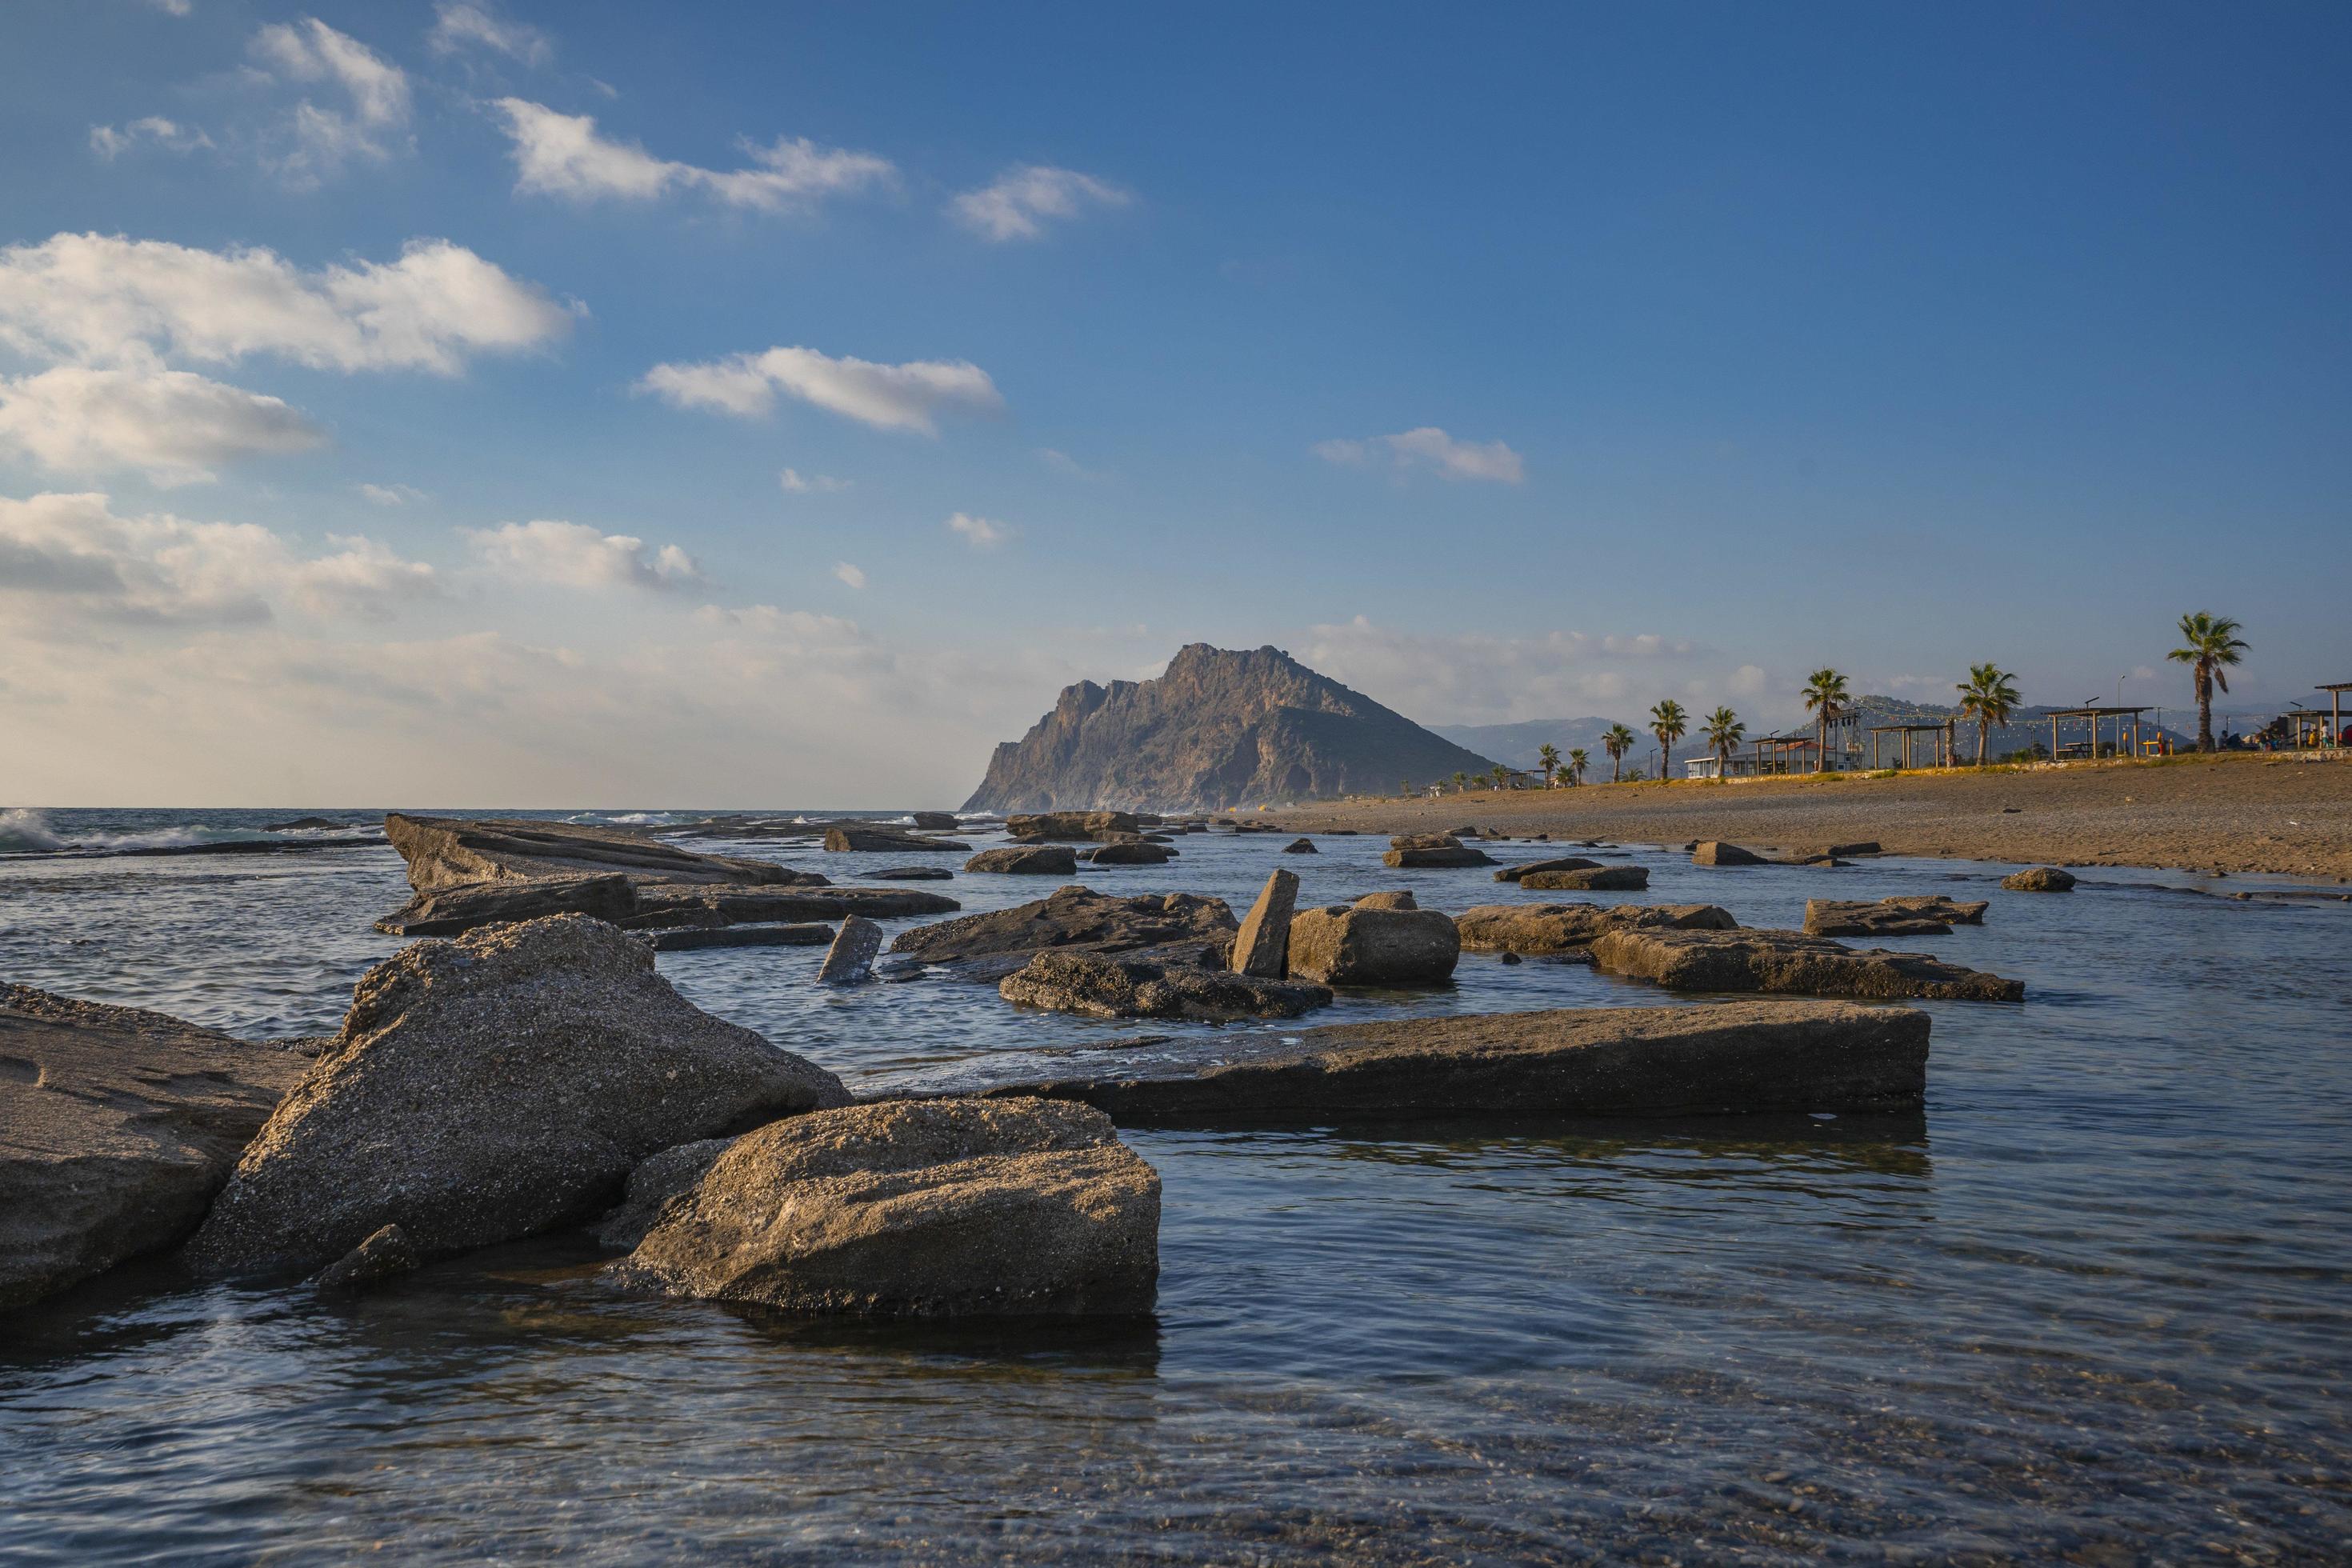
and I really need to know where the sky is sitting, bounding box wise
[2,1,2346,806]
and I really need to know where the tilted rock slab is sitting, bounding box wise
[2,985,305,1310]
[1286,905,1460,986]
[1592,927,2024,1002]
[1231,869,1298,978]
[185,916,850,1279]
[1455,902,1737,955]
[386,812,808,890]
[863,1002,1930,1124]
[1803,896,1990,938]
[816,915,884,984]
[1000,950,1330,1022]
[614,1098,1160,1318]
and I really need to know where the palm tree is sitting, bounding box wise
[1602,723,1638,783]
[2166,612,2248,752]
[1490,764,1511,790]
[1398,778,1412,798]
[1650,699,1688,782]
[1450,770,1468,794]
[1535,742,1561,788]
[1702,706,1744,781]
[1567,747,1589,786]
[1954,663,2022,766]
[1802,668,1850,773]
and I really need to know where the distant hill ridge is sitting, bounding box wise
[962,643,1498,811]
[1432,717,1632,770]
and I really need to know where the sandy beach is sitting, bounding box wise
[1286,753,2352,881]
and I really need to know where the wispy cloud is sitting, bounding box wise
[89,117,213,160]
[491,99,894,211]
[1314,426,1524,484]
[465,519,701,591]
[639,345,1003,434]
[429,2,552,66]
[832,561,867,590]
[951,165,1130,241]
[359,482,429,506]
[779,467,850,494]
[946,511,1012,548]
[249,17,411,186]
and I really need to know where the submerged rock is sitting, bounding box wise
[1286,905,1460,986]
[315,1223,419,1294]
[185,916,850,1279]
[1803,896,1990,938]
[1691,841,1768,867]
[964,845,1079,875]
[866,1001,1932,1123]
[1592,927,2024,1002]
[1231,870,1299,978]
[887,886,1237,966]
[1,985,305,1310]
[1455,902,1737,955]
[865,866,955,881]
[1520,866,1650,892]
[1494,858,1600,882]
[614,1098,1160,1317]
[1001,950,1331,1021]
[2002,866,2078,892]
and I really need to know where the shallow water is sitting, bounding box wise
[3,809,2349,1562]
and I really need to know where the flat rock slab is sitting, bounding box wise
[1083,842,1175,866]
[1383,845,1498,869]
[1494,858,1601,882]
[863,1001,1931,1124]
[1803,896,1990,938]
[887,886,1236,966]
[865,866,955,881]
[614,1098,1160,1318]
[649,923,834,953]
[1520,866,1650,891]
[964,846,1079,875]
[386,813,807,890]
[823,827,964,853]
[1593,927,2024,1002]
[1000,950,1330,1022]
[1,985,306,1310]
[1456,902,1737,955]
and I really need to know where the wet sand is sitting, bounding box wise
[1285,754,2352,881]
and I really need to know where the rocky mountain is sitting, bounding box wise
[963,644,1499,812]
[1432,717,1633,771]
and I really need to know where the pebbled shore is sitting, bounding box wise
[1283,754,2352,881]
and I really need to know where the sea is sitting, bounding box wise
[2,806,2348,1563]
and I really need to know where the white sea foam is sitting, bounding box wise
[0,807,66,854]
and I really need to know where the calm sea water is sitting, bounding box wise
[2,807,2348,1563]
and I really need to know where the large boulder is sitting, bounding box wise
[866,1002,1932,1123]
[185,917,850,1278]
[374,873,639,937]
[614,1098,1160,1317]
[1282,838,1318,854]
[1008,811,1141,842]
[1231,870,1299,978]
[1803,896,1989,938]
[2002,866,2078,892]
[1520,866,1650,891]
[1001,950,1329,1021]
[888,885,1236,966]
[1354,890,1418,910]
[964,845,1078,875]
[1286,906,1460,986]
[1082,842,1174,866]
[1382,843,1497,869]
[590,1138,734,1250]
[385,812,806,890]
[910,812,961,831]
[1390,832,1467,850]
[1494,858,1600,882]
[823,826,963,853]
[1592,927,2025,1002]
[1691,841,1769,867]
[1455,902,1737,955]
[1,985,305,1310]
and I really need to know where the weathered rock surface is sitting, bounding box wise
[1390,832,1466,851]
[1282,838,1318,854]
[590,1138,733,1250]
[375,873,639,937]
[1691,841,1769,867]
[910,813,961,831]
[864,866,955,881]
[185,917,850,1278]
[1456,902,1738,954]
[1354,890,1418,910]
[1231,870,1299,978]
[816,915,884,984]
[386,812,807,890]
[1520,866,1650,891]
[823,826,962,854]
[1,985,306,1310]
[1008,811,1141,842]
[889,886,1237,966]
[963,643,1498,813]
[1000,950,1331,1021]
[1494,858,1601,882]
[315,1223,419,1294]
[1286,906,1460,986]
[649,923,834,952]
[1382,842,1498,869]
[1083,841,1174,866]
[2002,866,2078,892]
[1803,896,1990,938]
[1592,927,2025,1002]
[866,1002,1932,1123]
[614,1098,1160,1317]
[965,845,1079,875]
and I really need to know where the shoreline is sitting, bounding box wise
[1279,753,2352,882]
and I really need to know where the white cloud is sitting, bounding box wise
[639,345,1003,434]
[429,2,552,66]
[1315,426,1525,484]
[0,366,322,485]
[89,118,213,160]
[946,511,1011,548]
[1303,615,1734,726]
[779,467,850,494]
[147,0,194,14]
[465,519,701,591]
[951,165,1130,241]
[250,17,410,185]
[0,490,434,627]
[359,482,429,506]
[490,99,894,211]
[831,561,867,590]
[0,232,574,375]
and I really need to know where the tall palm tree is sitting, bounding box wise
[1535,742,1562,788]
[1650,699,1688,782]
[1702,706,1745,781]
[1954,663,2022,766]
[1489,764,1510,790]
[1567,747,1589,786]
[1602,723,1638,783]
[1802,668,1850,773]
[1451,770,1468,794]
[2166,612,2248,752]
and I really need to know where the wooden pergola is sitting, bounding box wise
[1747,732,1826,775]
[2046,705,2149,762]
[2318,682,2352,744]
[1869,719,1957,770]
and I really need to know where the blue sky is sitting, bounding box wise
[2,1,2346,805]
